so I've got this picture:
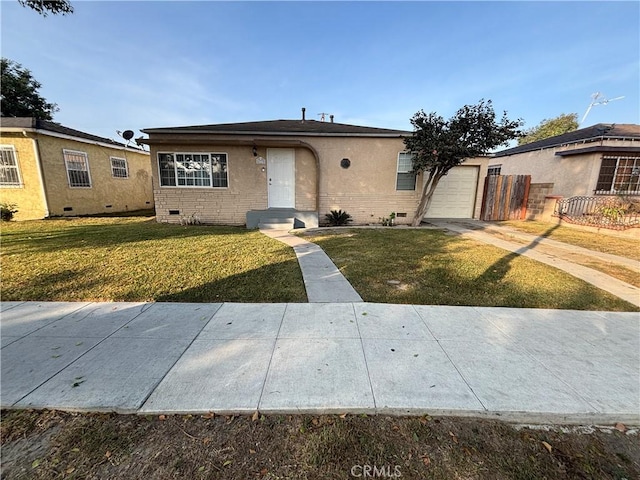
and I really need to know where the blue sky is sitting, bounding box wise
[2,1,639,142]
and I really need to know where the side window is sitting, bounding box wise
[0,145,22,187]
[110,157,129,178]
[63,150,91,188]
[396,152,416,191]
[487,165,502,176]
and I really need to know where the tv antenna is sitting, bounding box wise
[580,92,624,126]
[317,112,331,122]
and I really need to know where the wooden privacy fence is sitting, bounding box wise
[480,175,531,221]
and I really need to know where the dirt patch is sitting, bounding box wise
[2,410,638,479]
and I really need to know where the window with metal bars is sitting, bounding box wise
[0,145,22,187]
[595,155,640,195]
[63,150,91,188]
[110,157,128,178]
[158,152,228,188]
[396,152,416,191]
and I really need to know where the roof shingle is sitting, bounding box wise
[142,119,411,137]
[0,117,130,147]
[495,123,640,157]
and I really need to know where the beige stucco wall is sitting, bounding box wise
[311,136,420,224]
[35,135,152,217]
[495,139,639,198]
[0,136,48,220]
[148,133,488,226]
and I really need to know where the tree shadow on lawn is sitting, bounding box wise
[325,226,636,311]
[3,268,110,302]
[148,259,307,304]
[1,220,254,255]
[6,259,307,304]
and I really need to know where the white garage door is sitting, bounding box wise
[425,166,479,218]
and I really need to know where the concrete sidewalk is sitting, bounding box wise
[260,228,363,303]
[2,301,638,425]
[428,219,640,308]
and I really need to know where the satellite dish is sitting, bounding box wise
[122,130,134,141]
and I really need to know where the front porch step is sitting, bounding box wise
[247,209,319,229]
[259,217,295,230]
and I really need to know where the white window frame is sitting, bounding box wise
[157,152,228,189]
[110,156,129,178]
[63,149,92,188]
[0,145,22,187]
[396,152,416,191]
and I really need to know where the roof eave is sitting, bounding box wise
[496,135,640,157]
[555,145,640,157]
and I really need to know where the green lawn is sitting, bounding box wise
[304,228,638,311]
[0,217,306,303]
[2,218,637,310]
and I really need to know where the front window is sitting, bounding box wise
[595,155,640,195]
[158,152,228,188]
[110,157,129,178]
[0,145,22,187]
[396,152,416,191]
[64,150,91,188]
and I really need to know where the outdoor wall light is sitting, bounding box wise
[252,146,258,157]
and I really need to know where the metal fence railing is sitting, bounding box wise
[554,196,640,230]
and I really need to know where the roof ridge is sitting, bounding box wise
[142,118,411,135]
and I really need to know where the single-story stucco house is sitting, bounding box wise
[140,109,489,227]
[0,118,153,220]
[491,123,640,199]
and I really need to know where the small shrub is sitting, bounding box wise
[180,212,201,226]
[325,209,352,226]
[0,203,18,221]
[379,212,396,226]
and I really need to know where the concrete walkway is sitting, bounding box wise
[260,228,363,303]
[427,219,640,308]
[1,301,638,425]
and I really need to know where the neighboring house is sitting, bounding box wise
[0,118,153,220]
[492,123,640,198]
[140,110,488,227]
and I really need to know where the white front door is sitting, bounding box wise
[267,148,295,208]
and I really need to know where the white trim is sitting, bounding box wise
[32,139,50,217]
[157,151,229,189]
[63,149,92,188]
[0,144,23,187]
[0,127,149,154]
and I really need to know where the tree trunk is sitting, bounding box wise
[411,172,444,226]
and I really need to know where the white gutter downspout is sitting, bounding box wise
[30,135,50,218]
